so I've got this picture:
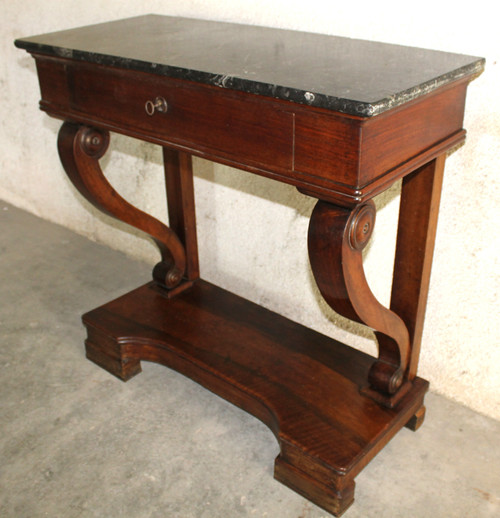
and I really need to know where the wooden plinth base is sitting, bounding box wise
[82,280,428,516]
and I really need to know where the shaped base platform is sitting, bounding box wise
[82,280,428,516]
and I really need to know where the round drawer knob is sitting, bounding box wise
[145,96,168,116]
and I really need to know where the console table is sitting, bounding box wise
[15,16,484,516]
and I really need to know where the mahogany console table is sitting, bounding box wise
[16,16,484,516]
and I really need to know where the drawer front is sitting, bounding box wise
[34,56,469,207]
[69,64,293,171]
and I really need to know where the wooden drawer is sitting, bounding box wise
[34,56,468,206]
[68,63,294,171]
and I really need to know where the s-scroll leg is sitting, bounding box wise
[57,122,188,292]
[308,200,411,405]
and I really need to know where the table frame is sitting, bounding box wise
[21,43,478,515]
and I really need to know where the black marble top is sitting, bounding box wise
[15,15,484,117]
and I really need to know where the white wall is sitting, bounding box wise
[2,0,499,420]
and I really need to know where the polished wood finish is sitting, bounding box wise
[308,200,410,402]
[163,148,200,283]
[18,20,481,516]
[57,122,189,293]
[295,79,468,191]
[83,280,429,516]
[34,55,469,207]
[390,156,447,379]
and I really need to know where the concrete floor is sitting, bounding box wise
[1,201,499,518]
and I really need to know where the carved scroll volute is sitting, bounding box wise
[308,200,410,396]
[57,122,186,289]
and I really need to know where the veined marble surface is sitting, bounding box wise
[15,14,484,116]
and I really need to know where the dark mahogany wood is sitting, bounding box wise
[308,200,410,402]
[57,122,194,294]
[16,17,483,517]
[389,155,447,379]
[83,280,429,516]
[33,54,470,207]
[163,148,200,283]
